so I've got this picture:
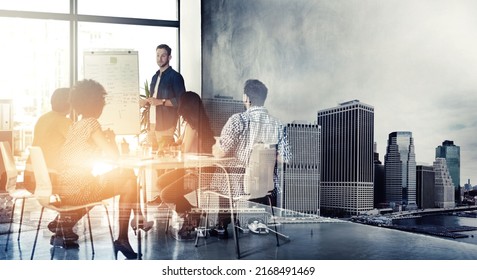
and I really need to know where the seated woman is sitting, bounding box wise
[158,91,215,239]
[55,79,152,259]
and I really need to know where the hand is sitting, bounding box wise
[212,143,225,158]
[147,97,161,106]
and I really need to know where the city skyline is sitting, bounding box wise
[207,93,472,193]
[202,0,477,188]
[206,95,467,211]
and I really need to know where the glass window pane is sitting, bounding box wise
[0,0,69,13]
[0,17,69,154]
[78,0,178,20]
[78,22,179,94]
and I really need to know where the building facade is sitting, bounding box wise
[433,158,456,208]
[202,95,244,136]
[416,165,435,209]
[317,100,374,216]
[279,123,321,214]
[201,95,244,150]
[374,145,386,208]
[435,140,461,202]
[384,131,417,210]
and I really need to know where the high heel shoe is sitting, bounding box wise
[130,217,154,235]
[113,239,140,260]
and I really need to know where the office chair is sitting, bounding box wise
[0,141,34,251]
[28,146,115,260]
[199,143,289,259]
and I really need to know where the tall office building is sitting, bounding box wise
[384,131,417,210]
[433,158,455,208]
[464,179,472,192]
[374,143,385,208]
[435,140,461,202]
[317,100,374,216]
[202,95,244,149]
[202,95,244,136]
[280,122,321,214]
[416,165,435,209]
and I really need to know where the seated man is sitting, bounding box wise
[211,79,290,237]
[23,88,77,247]
[24,87,72,193]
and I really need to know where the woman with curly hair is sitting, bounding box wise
[54,79,152,259]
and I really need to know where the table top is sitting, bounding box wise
[112,153,235,169]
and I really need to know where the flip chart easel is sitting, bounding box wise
[83,50,141,135]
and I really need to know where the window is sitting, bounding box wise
[78,0,178,20]
[0,1,179,155]
[0,0,68,13]
[0,17,70,150]
[77,22,178,86]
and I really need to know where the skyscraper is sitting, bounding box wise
[317,100,374,216]
[280,122,321,214]
[384,131,417,210]
[416,165,435,209]
[435,140,461,202]
[202,95,244,136]
[374,142,385,208]
[202,95,244,149]
[433,158,455,208]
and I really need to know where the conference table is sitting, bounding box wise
[109,152,235,259]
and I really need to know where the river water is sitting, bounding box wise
[285,213,477,260]
[392,212,477,246]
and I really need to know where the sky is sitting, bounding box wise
[203,0,477,186]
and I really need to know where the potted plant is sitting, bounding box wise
[140,80,151,134]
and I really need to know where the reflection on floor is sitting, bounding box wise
[0,203,335,260]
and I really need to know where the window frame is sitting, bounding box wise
[0,2,180,85]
